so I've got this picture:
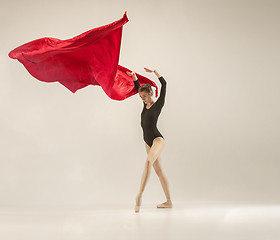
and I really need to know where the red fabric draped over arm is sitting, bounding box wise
[8,11,158,100]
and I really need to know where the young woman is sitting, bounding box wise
[126,68,172,213]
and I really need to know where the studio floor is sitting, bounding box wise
[0,202,279,240]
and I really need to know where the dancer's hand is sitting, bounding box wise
[144,67,154,73]
[145,68,161,78]
[126,71,137,81]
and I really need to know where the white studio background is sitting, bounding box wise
[0,0,279,209]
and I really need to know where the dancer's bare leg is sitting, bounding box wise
[153,155,173,208]
[146,137,165,165]
[134,160,151,212]
[135,137,165,212]
[145,141,172,208]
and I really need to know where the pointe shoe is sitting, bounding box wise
[157,201,173,208]
[134,205,140,213]
[134,193,142,213]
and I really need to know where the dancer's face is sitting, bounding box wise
[139,91,153,104]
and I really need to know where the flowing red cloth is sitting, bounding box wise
[8,12,158,100]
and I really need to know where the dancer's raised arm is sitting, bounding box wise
[144,68,166,107]
[126,71,140,91]
[144,68,161,78]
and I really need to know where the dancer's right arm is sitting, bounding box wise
[126,71,140,91]
[134,79,140,92]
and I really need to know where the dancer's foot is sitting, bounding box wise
[135,193,142,213]
[157,200,173,208]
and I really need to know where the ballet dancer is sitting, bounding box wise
[126,68,172,213]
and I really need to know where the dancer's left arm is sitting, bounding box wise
[144,68,166,107]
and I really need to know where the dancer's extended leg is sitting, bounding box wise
[145,140,173,208]
[153,155,173,208]
[135,137,165,212]
[134,160,151,213]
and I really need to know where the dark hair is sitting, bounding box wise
[139,84,152,93]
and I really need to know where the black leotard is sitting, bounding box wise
[134,76,167,147]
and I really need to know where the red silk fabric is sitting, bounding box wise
[8,12,158,100]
